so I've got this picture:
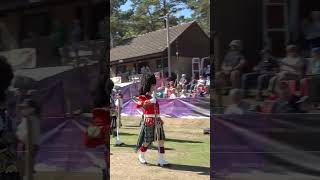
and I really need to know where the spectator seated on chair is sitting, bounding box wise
[187,79,198,93]
[196,84,206,97]
[197,75,206,87]
[268,45,306,93]
[216,40,247,89]
[300,47,320,97]
[169,90,177,99]
[179,74,188,89]
[241,48,278,100]
[224,89,251,115]
[271,82,301,113]
[157,87,165,98]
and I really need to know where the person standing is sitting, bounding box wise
[70,19,82,65]
[84,73,114,180]
[0,56,21,180]
[135,74,169,166]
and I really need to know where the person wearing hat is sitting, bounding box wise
[241,48,278,100]
[300,47,320,98]
[135,74,169,166]
[216,40,247,89]
[268,45,305,93]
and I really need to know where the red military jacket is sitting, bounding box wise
[136,95,162,126]
[83,108,110,148]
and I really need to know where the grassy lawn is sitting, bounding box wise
[31,116,210,180]
[110,116,210,180]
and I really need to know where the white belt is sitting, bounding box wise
[144,114,159,118]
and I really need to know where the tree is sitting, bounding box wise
[110,0,210,46]
[186,0,210,34]
[110,0,132,47]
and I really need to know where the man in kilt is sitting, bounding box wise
[135,74,169,167]
[84,73,114,180]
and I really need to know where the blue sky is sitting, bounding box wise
[120,0,193,18]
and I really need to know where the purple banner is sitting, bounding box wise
[122,98,210,118]
[212,113,320,179]
[36,117,104,172]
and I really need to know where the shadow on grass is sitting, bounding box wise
[111,143,175,151]
[165,138,204,144]
[111,143,136,148]
[115,132,137,136]
[149,163,210,176]
[123,125,141,128]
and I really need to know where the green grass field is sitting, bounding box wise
[110,116,210,180]
[33,116,210,180]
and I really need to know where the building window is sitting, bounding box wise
[116,65,127,75]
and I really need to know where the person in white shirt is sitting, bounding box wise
[197,75,206,88]
[268,45,305,92]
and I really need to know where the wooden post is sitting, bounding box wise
[25,117,34,180]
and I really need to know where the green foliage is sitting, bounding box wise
[110,0,210,46]
[186,0,210,34]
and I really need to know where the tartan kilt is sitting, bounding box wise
[144,124,165,143]
[136,119,165,150]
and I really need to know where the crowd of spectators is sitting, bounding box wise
[217,36,320,114]
[155,73,210,99]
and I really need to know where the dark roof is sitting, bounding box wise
[110,21,196,62]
